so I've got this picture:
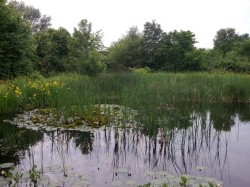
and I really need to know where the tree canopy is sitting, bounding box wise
[0,0,249,80]
[0,0,35,79]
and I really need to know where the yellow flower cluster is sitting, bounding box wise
[28,80,65,96]
[14,86,22,97]
[1,80,66,99]
[2,85,22,98]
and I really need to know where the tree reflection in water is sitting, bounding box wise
[3,103,250,187]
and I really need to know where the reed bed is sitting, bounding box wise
[0,72,249,114]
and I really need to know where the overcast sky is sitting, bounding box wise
[16,0,250,48]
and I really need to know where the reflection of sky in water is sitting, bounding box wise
[226,117,250,187]
[17,112,250,187]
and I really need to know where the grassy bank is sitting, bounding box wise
[0,72,250,114]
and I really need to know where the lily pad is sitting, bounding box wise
[47,181,61,187]
[126,179,136,185]
[112,180,123,186]
[196,166,205,171]
[0,163,14,169]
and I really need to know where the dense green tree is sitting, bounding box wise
[213,28,249,58]
[0,0,35,79]
[184,49,207,71]
[158,30,196,71]
[69,19,106,75]
[240,38,250,59]
[82,50,107,76]
[35,28,71,75]
[9,0,51,33]
[108,27,142,71]
[142,20,163,69]
[72,19,103,60]
[213,28,249,71]
[214,51,250,72]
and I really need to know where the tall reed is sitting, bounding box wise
[0,72,249,115]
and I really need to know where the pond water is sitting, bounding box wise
[0,103,250,187]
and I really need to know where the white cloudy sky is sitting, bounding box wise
[16,0,250,48]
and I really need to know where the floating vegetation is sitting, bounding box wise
[0,164,93,187]
[196,166,205,171]
[126,179,137,185]
[143,170,222,187]
[4,104,138,132]
[112,180,123,186]
[0,163,14,169]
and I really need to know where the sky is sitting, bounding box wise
[15,0,250,48]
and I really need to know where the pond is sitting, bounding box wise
[0,103,250,187]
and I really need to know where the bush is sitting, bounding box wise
[129,67,151,74]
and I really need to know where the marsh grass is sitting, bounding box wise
[0,72,249,117]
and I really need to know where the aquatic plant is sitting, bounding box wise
[0,72,249,115]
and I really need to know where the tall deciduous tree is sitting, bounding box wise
[240,38,250,59]
[71,19,103,60]
[213,28,238,58]
[69,19,106,75]
[158,30,196,71]
[108,27,142,71]
[0,0,35,79]
[35,28,71,75]
[142,20,163,69]
[9,0,51,33]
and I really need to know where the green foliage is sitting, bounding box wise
[213,28,238,58]
[0,73,250,115]
[214,51,250,72]
[184,48,207,71]
[68,19,105,76]
[9,0,51,33]
[0,1,35,79]
[29,165,40,183]
[180,176,188,187]
[81,50,107,76]
[159,30,196,71]
[35,28,71,75]
[28,71,45,80]
[142,20,163,69]
[108,27,142,71]
[213,28,249,59]
[130,67,151,74]
[240,38,250,59]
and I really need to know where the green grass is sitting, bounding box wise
[0,72,250,115]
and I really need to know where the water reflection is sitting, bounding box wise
[0,115,43,165]
[0,104,250,186]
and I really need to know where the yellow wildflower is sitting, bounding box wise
[46,90,51,96]
[14,86,22,97]
[4,92,9,97]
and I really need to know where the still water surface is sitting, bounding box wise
[0,104,250,187]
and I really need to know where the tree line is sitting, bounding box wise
[0,0,250,79]
[109,23,250,72]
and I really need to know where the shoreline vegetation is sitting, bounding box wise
[0,72,249,115]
